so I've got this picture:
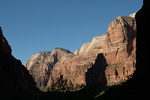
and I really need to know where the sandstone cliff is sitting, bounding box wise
[47,14,136,88]
[74,35,105,55]
[104,16,136,84]
[129,12,136,18]
[0,1,148,98]
[25,47,75,87]
[25,14,136,94]
[98,0,150,99]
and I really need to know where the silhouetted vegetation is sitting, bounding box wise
[2,0,150,99]
[48,77,85,92]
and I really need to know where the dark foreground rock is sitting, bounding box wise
[0,27,47,100]
[97,0,150,99]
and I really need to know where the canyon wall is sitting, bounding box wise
[99,0,150,99]
[25,14,136,92]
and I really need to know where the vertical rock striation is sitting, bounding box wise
[25,47,75,87]
[99,1,150,99]
[25,14,137,93]
[104,16,136,85]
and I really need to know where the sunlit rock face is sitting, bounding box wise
[103,15,136,84]
[99,1,150,99]
[25,13,136,90]
[129,12,136,18]
[25,47,75,87]
[103,16,136,84]
[74,35,105,55]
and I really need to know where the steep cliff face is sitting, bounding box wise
[47,15,136,88]
[25,14,136,92]
[104,16,136,85]
[99,0,150,99]
[75,42,91,55]
[0,27,43,99]
[25,47,75,87]
[129,12,136,18]
[74,35,105,55]
[45,35,106,88]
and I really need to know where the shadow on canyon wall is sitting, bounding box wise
[1,0,150,99]
[47,1,150,99]
[95,0,150,99]
[84,53,107,96]
[45,53,108,100]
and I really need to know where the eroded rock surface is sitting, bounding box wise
[74,35,105,55]
[99,1,150,99]
[129,12,136,18]
[103,16,136,85]
[25,14,136,92]
[25,47,75,87]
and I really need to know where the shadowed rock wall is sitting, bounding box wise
[0,27,44,99]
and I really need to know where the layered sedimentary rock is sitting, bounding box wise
[25,47,74,87]
[103,16,136,84]
[129,12,136,18]
[25,14,136,92]
[74,42,91,55]
[0,27,42,99]
[74,35,105,55]
[99,1,150,99]
[47,35,105,88]
[47,15,136,87]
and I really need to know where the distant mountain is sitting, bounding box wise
[25,13,136,94]
[1,0,149,99]
[74,35,105,55]
[25,48,74,87]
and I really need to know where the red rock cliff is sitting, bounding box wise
[98,1,150,99]
[25,14,136,93]
[46,15,136,88]
[104,16,136,85]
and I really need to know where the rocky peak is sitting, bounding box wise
[0,27,12,54]
[105,16,136,48]
[52,47,74,62]
[84,35,105,52]
[103,15,136,85]
[129,12,136,18]
[25,14,136,94]
[74,49,80,55]
[25,47,75,87]
[99,1,150,99]
[74,42,91,55]
[47,14,136,91]
[54,47,72,54]
[25,51,51,70]
[74,35,105,55]
[108,16,135,30]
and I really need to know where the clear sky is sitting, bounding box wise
[0,0,143,64]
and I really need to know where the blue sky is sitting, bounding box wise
[0,0,142,64]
